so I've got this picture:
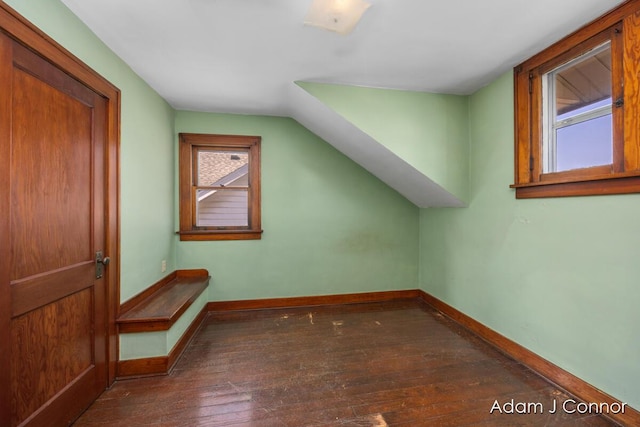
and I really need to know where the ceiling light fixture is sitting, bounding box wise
[304,0,371,35]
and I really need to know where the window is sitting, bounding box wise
[512,1,640,198]
[543,41,612,173]
[179,133,262,241]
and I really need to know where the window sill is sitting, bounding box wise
[177,230,263,241]
[510,173,640,198]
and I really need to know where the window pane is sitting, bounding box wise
[196,189,248,227]
[554,43,611,118]
[197,150,249,187]
[545,42,613,173]
[556,114,612,172]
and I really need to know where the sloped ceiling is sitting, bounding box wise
[61,0,625,207]
[293,82,469,206]
[289,83,465,207]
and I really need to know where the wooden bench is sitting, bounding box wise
[116,269,210,378]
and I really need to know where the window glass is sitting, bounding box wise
[195,149,250,227]
[555,114,612,171]
[196,189,248,227]
[197,150,249,187]
[544,42,612,173]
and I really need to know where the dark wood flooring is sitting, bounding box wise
[74,300,618,426]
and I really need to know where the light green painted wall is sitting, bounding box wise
[120,291,208,360]
[166,290,208,352]
[298,82,469,203]
[6,0,178,301]
[10,3,636,409]
[175,111,419,301]
[119,330,166,360]
[419,72,640,409]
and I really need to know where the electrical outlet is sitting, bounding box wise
[161,259,167,273]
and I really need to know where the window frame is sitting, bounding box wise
[512,0,640,199]
[178,133,262,241]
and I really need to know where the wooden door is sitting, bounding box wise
[0,25,116,427]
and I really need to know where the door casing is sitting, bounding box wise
[0,2,120,424]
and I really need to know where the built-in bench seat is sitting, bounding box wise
[116,269,210,378]
[117,269,210,333]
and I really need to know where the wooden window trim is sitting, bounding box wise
[512,0,640,198]
[178,133,262,241]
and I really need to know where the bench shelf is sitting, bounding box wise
[117,269,210,333]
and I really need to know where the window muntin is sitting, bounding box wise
[542,42,613,173]
[179,133,262,241]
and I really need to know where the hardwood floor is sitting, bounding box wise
[74,300,618,426]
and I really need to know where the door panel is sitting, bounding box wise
[10,289,93,424]
[3,37,108,427]
[10,66,93,280]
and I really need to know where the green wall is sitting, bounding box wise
[120,291,208,360]
[298,82,469,203]
[6,0,178,301]
[175,111,419,301]
[8,0,637,410]
[419,71,640,409]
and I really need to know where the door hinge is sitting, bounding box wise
[529,156,534,171]
[615,97,624,108]
[528,74,533,94]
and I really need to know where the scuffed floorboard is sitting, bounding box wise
[74,300,618,426]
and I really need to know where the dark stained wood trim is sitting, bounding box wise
[207,290,421,312]
[417,290,640,427]
[119,270,178,316]
[514,174,640,198]
[108,83,121,389]
[0,32,13,424]
[612,20,626,174]
[117,270,209,333]
[178,133,262,242]
[178,230,263,241]
[117,357,168,380]
[120,271,206,307]
[513,66,530,186]
[623,10,640,171]
[116,306,208,379]
[0,0,121,397]
[175,268,210,278]
[538,165,614,183]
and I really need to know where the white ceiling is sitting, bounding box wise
[61,0,624,117]
[60,0,625,207]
